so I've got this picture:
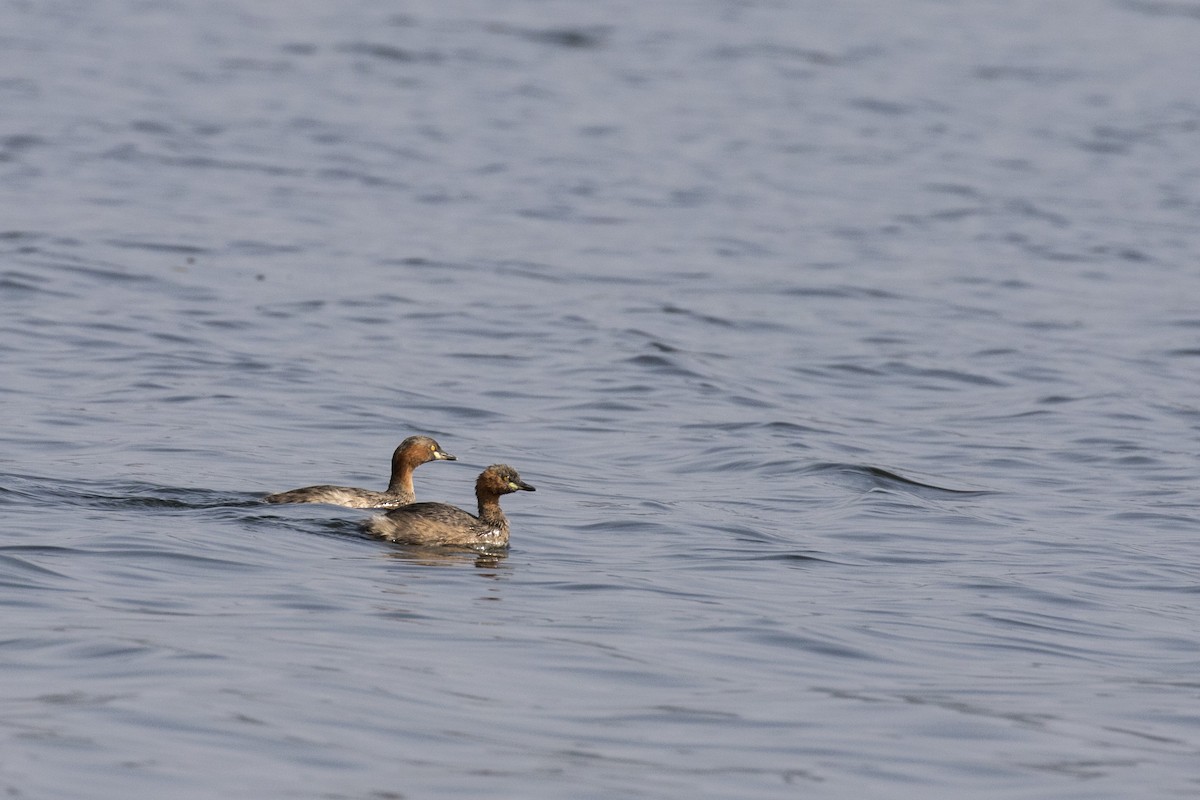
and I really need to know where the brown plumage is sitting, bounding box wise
[364,464,536,549]
[264,435,456,508]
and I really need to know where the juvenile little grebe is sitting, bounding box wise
[264,435,455,508]
[364,464,535,549]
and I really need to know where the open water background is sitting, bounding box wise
[3,1,1200,797]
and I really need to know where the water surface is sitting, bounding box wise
[3,1,1200,797]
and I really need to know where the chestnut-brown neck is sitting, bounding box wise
[386,448,421,494]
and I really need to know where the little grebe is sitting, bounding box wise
[364,464,535,548]
[264,435,455,508]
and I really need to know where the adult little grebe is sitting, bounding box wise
[264,435,456,508]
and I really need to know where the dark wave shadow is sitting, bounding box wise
[1,474,269,511]
[804,463,993,496]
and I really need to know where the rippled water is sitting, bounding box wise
[3,1,1200,797]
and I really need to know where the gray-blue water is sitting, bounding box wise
[3,1,1200,797]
